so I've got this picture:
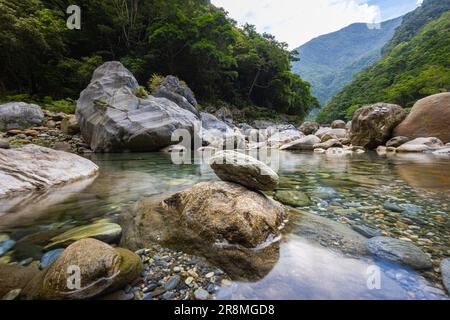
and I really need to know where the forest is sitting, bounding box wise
[0,0,318,118]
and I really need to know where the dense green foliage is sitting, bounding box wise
[0,0,318,117]
[317,0,450,123]
[292,17,402,105]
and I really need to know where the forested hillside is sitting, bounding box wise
[292,17,402,105]
[0,0,318,118]
[317,0,450,122]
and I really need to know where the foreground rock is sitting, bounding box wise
[350,103,407,149]
[0,102,44,131]
[23,239,143,300]
[394,93,450,143]
[280,135,320,151]
[76,62,199,152]
[396,137,444,153]
[210,151,279,191]
[0,145,98,197]
[45,222,122,250]
[367,236,432,270]
[441,259,450,293]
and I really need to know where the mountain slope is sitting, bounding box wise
[318,0,450,122]
[292,17,402,105]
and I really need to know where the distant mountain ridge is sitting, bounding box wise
[317,0,450,123]
[292,17,403,106]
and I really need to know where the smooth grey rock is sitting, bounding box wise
[0,102,44,130]
[76,62,199,152]
[367,236,432,270]
[0,145,98,197]
[210,150,279,191]
[200,113,244,148]
[299,121,319,135]
[0,140,10,149]
[313,139,343,150]
[0,240,15,256]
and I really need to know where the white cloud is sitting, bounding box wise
[211,0,382,48]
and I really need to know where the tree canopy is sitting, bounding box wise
[0,0,318,118]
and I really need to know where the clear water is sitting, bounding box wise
[1,150,449,300]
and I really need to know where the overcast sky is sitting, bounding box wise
[211,0,422,49]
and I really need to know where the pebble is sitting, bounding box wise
[0,240,16,257]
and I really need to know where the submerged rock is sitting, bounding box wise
[331,120,346,129]
[23,239,143,300]
[394,93,450,144]
[76,62,199,152]
[61,115,80,135]
[367,236,432,270]
[274,190,311,207]
[210,151,279,191]
[122,181,286,249]
[45,223,122,250]
[0,102,44,131]
[396,137,444,153]
[350,103,407,149]
[0,144,98,197]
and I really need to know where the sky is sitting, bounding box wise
[211,0,423,49]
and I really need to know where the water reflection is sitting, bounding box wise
[0,150,448,299]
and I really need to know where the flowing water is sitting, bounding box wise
[0,150,449,300]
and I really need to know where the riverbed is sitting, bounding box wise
[0,150,449,300]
